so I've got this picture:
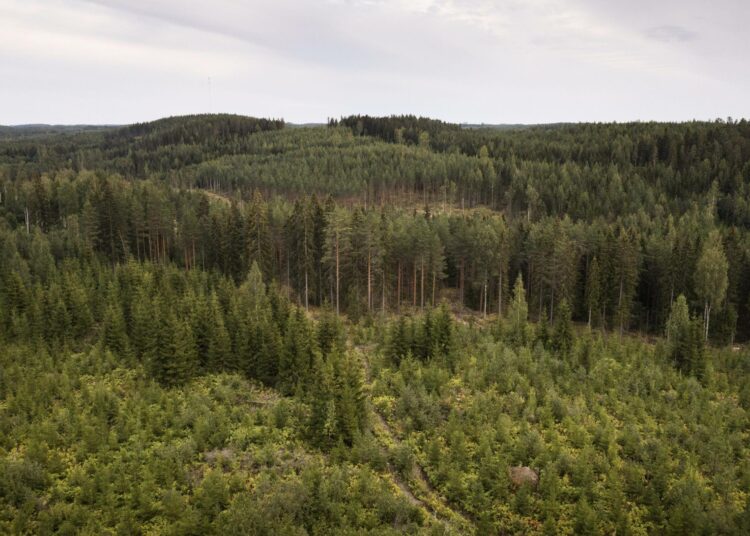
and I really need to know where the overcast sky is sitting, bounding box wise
[1,0,748,125]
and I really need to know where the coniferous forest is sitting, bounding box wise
[1,114,750,534]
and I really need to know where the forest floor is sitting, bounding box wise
[354,343,475,534]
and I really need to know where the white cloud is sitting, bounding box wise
[0,0,747,124]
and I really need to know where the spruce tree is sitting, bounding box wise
[101,303,130,359]
[507,274,529,347]
[387,316,410,364]
[163,318,197,386]
[585,257,601,328]
[207,294,232,372]
[552,298,573,356]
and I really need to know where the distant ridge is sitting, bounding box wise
[0,124,116,140]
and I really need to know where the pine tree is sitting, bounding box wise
[164,318,198,386]
[614,227,640,336]
[323,207,352,315]
[317,303,344,355]
[387,316,410,364]
[552,298,573,356]
[245,190,272,278]
[432,303,453,359]
[536,306,549,348]
[687,316,707,380]
[207,293,232,372]
[336,351,368,446]
[507,274,529,346]
[585,256,601,328]
[666,295,705,377]
[101,303,130,358]
[308,354,336,449]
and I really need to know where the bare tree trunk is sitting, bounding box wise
[420,257,425,309]
[432,272,436,306]
[413,262,417,307]
[704,302,711,341]
[550,291,555,322]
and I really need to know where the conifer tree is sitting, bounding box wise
[207,293,232,371]
[552,298,573,356]
[537,306,550,348]
[507,274,529,346]
[585,257,601,328]
[388,316,410,364]
[666,295,706,377]
[101,303,130,359]
[164,318,197,386]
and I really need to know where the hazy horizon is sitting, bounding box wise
[3,115,749,129]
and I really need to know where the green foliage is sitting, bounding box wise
[2,114,750,534]
[0,348,421,534]
[552,298,573,356]
[667,295,707,378]
[507,274,530,346]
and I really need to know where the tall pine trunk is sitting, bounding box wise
[420,257,425,309]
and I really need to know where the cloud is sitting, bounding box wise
[645,25,698,43]
[0,0,748,124]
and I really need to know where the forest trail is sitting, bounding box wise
[193,188,232,205]
[353,343,475,535]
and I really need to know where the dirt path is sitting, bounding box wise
[353,344,475,534]
[195,188,232,205]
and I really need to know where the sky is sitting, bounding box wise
[1,0,748,125]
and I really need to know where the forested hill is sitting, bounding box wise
[2,114,750,340]
[0,124,114,140]
[1,114,750,533]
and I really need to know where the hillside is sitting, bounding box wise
[1,114,749,534]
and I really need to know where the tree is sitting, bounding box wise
[101,303,130,359]
[286,198,316,309]
[552,298,573,356]
[323,207,351,315]
[206,293,232,371]
[507,274,529,346]
[162,317,197,386]
[387,316,410,364]
[694,230,728,340]
[666,294,706,377]
[246,190,272,278]
[585,257,601,328]
[614,227,640,336]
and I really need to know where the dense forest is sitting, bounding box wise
[1,114,749,534]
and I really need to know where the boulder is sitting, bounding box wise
[508,466,539,488]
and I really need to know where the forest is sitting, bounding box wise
[1,114,749,534]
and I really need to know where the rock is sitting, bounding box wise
[508,466,539,488]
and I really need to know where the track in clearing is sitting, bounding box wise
[353,344,475,535]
